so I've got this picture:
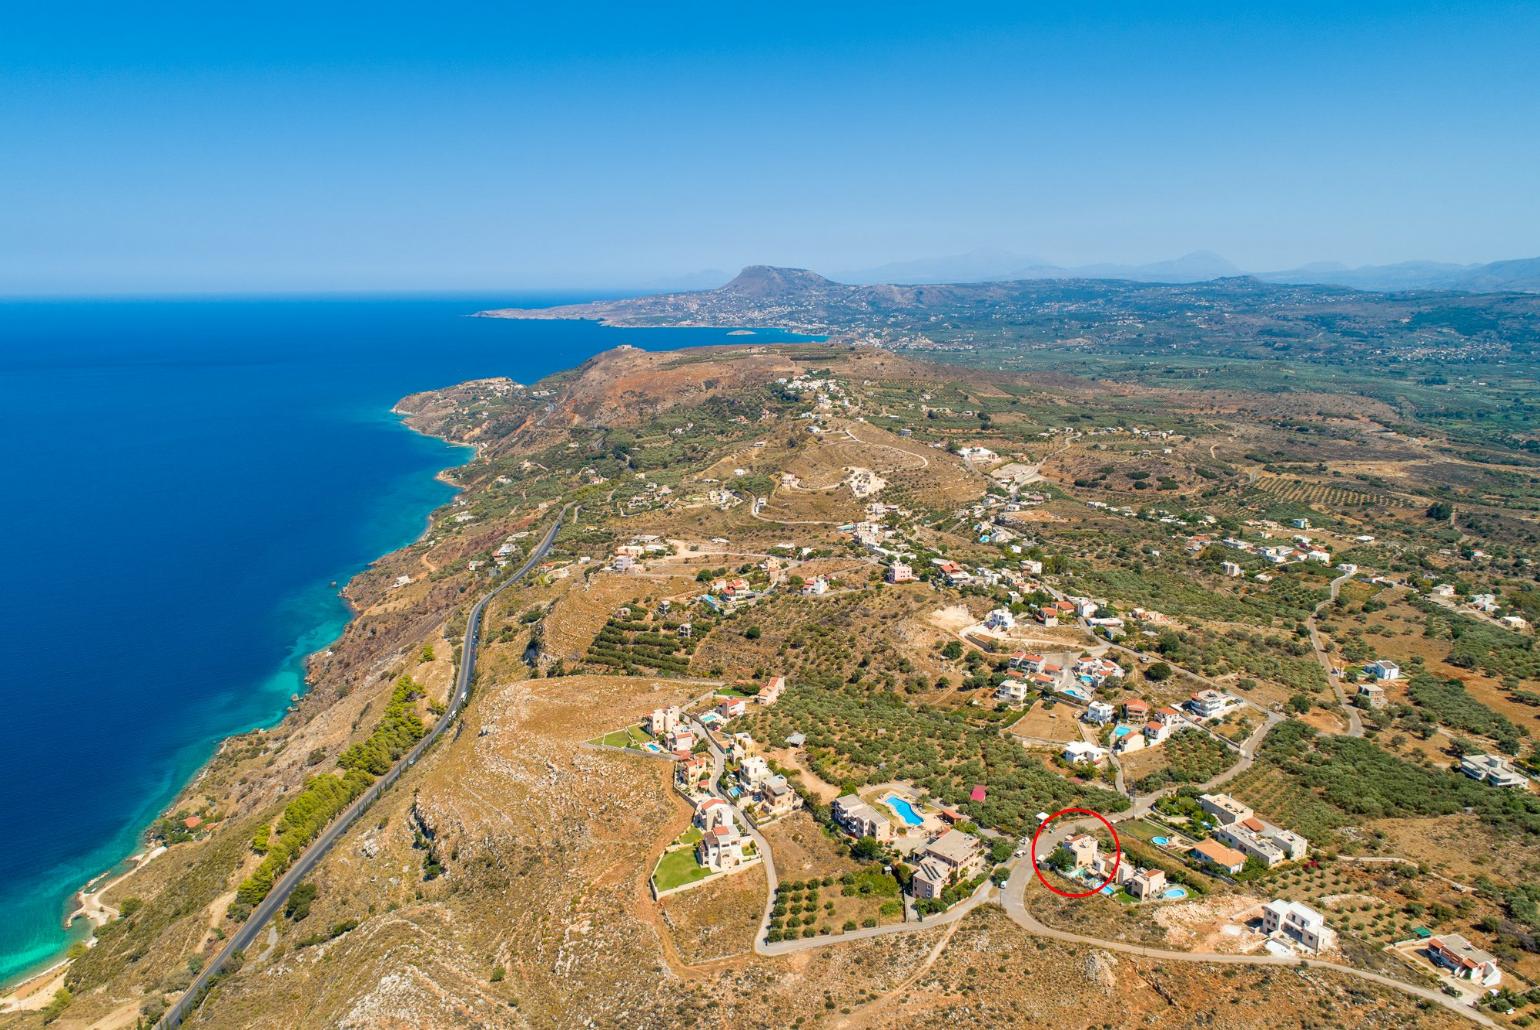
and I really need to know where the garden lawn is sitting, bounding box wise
[594,725,652,749]
[654,848,711,892]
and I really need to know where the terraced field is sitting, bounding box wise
[1253,475,1395,508]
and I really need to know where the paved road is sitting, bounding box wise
[160,506,571,1029]
[686,716,785,942]
[1044,709,1284,856]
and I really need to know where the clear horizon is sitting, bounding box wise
[4,2,1538,294]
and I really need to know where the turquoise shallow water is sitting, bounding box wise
[0,297,817,985]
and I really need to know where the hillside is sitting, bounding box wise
[10,333,1540,1028]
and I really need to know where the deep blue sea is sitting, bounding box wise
[0,296,815,985]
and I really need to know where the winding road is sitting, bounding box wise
[996,864,1496,1027]
[160,506,572,1029]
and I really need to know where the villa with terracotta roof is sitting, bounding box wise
[694,797,733,832]
[1058,833,1100,871]
[697,822,748,871]
[1124,867,1166,900]
[758,675,786,704]
[1428,933,1502,986]
[1010,652,1046,672]
[1191,838,1246,874]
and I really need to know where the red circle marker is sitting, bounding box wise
[1029,807,1121,899]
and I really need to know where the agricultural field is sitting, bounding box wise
[1130,729,1234,792]
[1258,861,1430,948]
[583,608,700,676]
[739,678,1128,837]
[1225,765,1351,848]
[765,865,904,943]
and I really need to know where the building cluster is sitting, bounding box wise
[1053,833,1167,900]
[621,480,676,513]
[734,752,798,819]
[1000,651,1067,700]
[646,706,697,753]
[1111,699,1191,754]
[778,373,850,410]
[1073,655,1124,689]
[1195,793,1309,870]
[699,575,762,613]
[610,534,670,572]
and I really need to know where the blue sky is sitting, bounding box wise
[3,2,1537,294]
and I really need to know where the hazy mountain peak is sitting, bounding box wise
[720,265,841,298]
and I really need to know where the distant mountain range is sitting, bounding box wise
[480,264,1540,368]
[831,248,1540,293]
[1255,256,1540,293]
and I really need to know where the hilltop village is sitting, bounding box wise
[15,338,1540,1029]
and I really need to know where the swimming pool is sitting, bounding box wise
[883,794,925,827]
[1061,685,1091,701]
[1112,725,1133,739]
[1151,835,1170,846]
[1162,886,1188,900]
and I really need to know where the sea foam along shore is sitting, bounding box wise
[0,406,476,1012]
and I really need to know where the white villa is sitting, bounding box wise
[737,754,770,787]
[1262,899,1336,954]
[1364,659,1401,681]
[1084,700,1115,725]
[1460,753,1531,789]
[697,822,747,871]
[832,795,894,842]
[1187,689,1237,720]
[695,797,733,832]
[995,678,1031,704]
[985,608,1016,632]
[646,706,683,736]
[1061,741,1110,765]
